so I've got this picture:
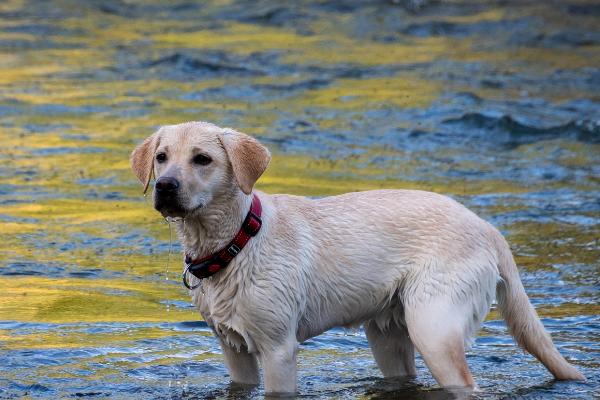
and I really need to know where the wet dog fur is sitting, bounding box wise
[131,121,584,395]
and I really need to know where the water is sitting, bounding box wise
[0,0,598,398]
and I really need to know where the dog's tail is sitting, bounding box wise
[494,234,585,381]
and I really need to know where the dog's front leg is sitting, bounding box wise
[219,338,260,386]
[260,337,298,396]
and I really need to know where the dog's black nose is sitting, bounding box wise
[155,177,179,193]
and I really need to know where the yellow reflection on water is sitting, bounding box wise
[0,0,597,364]
[0,276,196,324]
[289,75,441,110]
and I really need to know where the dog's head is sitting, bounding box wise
[131,121,271,218]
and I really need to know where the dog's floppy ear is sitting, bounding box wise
[219,129,271,195]
[131,131,161,194]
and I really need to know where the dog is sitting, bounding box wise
[131,121,584,395]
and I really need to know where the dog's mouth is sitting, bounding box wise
[155,201,203,219]
[157,205,186,218]
[154,197,186,217]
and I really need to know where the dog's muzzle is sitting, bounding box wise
[155,176,179,194]
[154,177,186,216]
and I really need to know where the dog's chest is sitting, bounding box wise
[191,279,254,352]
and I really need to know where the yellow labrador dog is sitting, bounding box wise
[131,121,583,395]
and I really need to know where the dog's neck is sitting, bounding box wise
[176,191,253,260]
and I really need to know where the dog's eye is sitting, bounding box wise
[156,153,167,163]
[192,154,212,165]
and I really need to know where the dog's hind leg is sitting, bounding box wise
[365,320,416,378]
[404,297,477,389]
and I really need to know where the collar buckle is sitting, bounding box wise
[243,212,262,236]
[227,243,241,256]
[184,258,223,288]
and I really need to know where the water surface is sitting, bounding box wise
[0,0,598,398]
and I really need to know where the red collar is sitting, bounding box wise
[182,194,262,289]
